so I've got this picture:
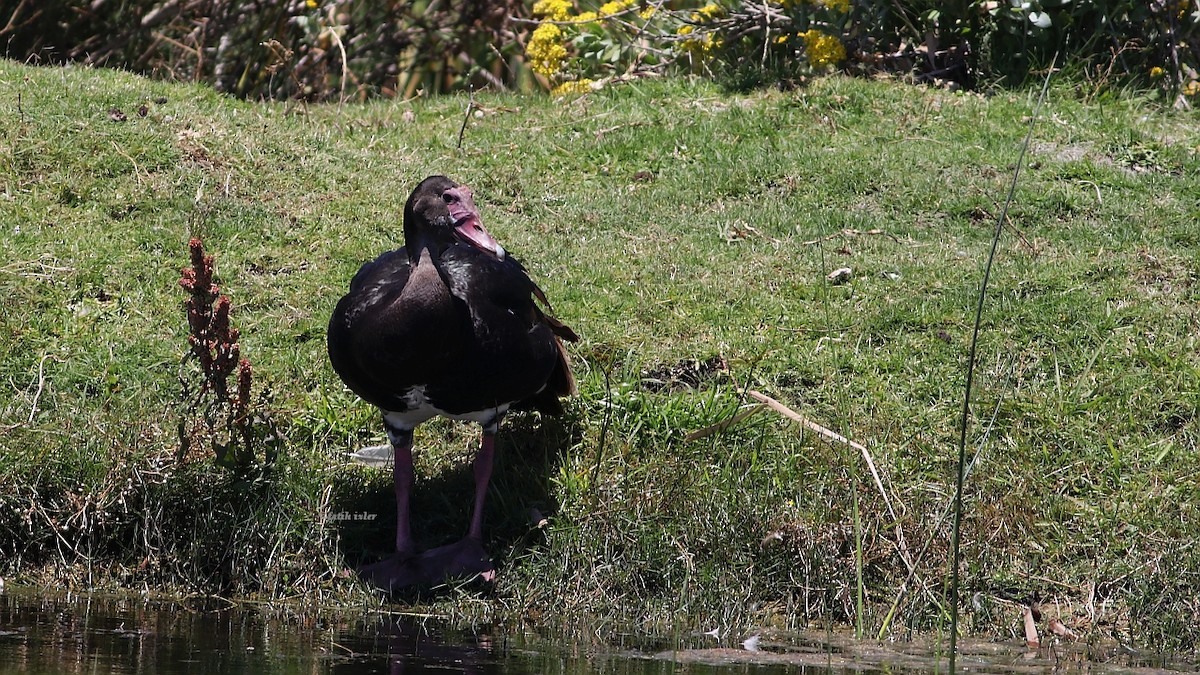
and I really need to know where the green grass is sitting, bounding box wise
[2,59,1200,649]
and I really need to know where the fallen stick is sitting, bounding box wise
[745,389,897,520]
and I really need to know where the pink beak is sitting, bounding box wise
[445,186,506,260]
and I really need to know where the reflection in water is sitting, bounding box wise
[0,587,517,675]
[0,586,794,675]
[2,586,1192,675]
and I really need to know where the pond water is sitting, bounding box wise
[0,585,790,675]
[0,585,1194,675]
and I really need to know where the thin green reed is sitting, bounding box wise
[948,57,1058,671]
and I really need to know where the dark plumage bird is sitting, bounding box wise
[327,175,577,590]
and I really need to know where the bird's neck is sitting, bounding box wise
[404,230,451,262]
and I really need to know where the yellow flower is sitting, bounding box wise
[639,6,656,18]
[677,24,717,59]
[575,11,598,22]
[526,23,568,77]
[1184,80,1200,97]
[552,78,597,95]
[820,0,850,12]
[532,0,573,20]
[695,3,724,20]
[1150,66,1165,78]
[775,34,788,44]
[305,0,317,8]
[801,29,845,68]
[599,0,632,16]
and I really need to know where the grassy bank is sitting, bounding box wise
[2,59,1199,648]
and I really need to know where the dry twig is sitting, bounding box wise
[745,389,897,518]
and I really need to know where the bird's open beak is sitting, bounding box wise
[447,187,506,260]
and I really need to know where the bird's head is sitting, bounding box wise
[404,175,506,260]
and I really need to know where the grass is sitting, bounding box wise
[2,59,1200,650]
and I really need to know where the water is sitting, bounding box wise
[0,586,789,674]
[0,585,1195,675]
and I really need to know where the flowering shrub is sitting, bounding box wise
[522,0,853,93]
[525,0,670,91]
[521,0,1199,99]
[0,0,1194,100]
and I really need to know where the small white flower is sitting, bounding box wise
[1029,11,1051,27]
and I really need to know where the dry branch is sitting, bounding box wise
[745,389,897,518]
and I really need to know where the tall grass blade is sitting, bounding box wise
[947,57,1057,671]
[588,357,614,511]
[853,484,864,639]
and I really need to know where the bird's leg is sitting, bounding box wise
[406,423,496,582]
[357,426,425,592]
[358,424,495,590]
[390,428,416,557]
[467,425,497,541]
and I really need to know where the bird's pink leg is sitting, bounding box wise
[358,426,495,590]
[393,430,415,556]
[407,426,496,583]
[467,428,495,542]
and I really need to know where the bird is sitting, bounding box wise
[327,175,577,590]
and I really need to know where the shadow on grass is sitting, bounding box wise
[327,409,584,596]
